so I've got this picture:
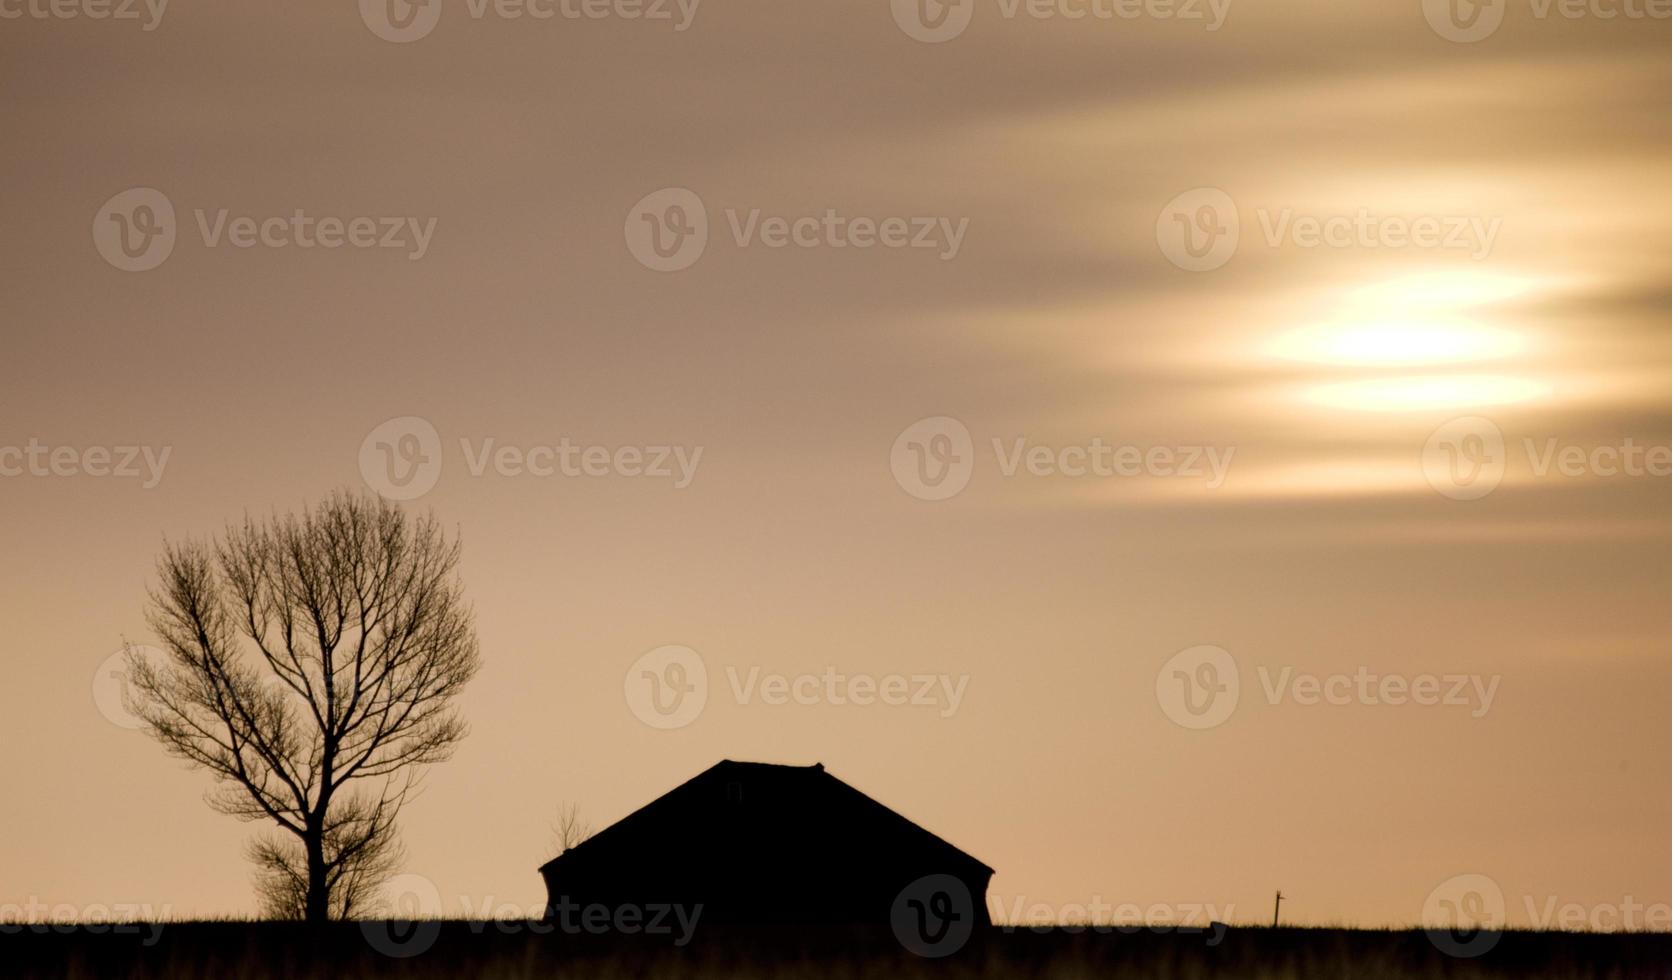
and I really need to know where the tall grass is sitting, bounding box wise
[3,921,1670,979]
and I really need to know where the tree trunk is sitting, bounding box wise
[303,827,330,924]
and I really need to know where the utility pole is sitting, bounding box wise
[1272,890,1284,928]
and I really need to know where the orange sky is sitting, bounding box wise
[2,0,1670,930]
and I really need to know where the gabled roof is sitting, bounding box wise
[538,759,993,877]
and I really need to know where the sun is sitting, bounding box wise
[1304,374,1551,411]
[1270,271,1551,412]
[1270,320,1525,368]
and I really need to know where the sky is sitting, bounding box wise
[2,0,1670,932]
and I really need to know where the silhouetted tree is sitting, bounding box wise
[248,792,404,919]
[126,490,480,924]
[549,802,592,859]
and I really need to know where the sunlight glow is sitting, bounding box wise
[1269,270,1554,412]
[1271,320,1525,367]
[1304,374,1552,411]
[1345,270,1542,311]
[1218,458,1422,498]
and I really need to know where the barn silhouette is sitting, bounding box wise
[539,760,993,926]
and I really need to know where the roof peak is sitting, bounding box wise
[714,759,825,771]
[539,759,992,877]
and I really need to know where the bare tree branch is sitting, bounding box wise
[549,801,592,860]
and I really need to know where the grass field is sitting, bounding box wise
[4,922,1671,979]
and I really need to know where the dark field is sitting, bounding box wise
[5,922,1671,979]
